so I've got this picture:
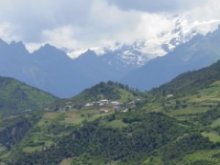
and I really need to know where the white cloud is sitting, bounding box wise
[42,26,78,49]
[0,22,19,42]
[0,0,219,58]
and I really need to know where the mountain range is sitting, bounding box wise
[0,26,220,97]
[123,26,220,90]
[0,40,143,98]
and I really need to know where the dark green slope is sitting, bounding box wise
[153,60,220,96]
[0,76,57,116]
[72,81,140,102]
[14,112,190,165]
[0,113,40,150]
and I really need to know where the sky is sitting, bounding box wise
[0,0,220,58]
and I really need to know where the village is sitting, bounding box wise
[83,98,143,113]
[50,97,144,113]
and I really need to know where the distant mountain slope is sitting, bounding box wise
[153,60,220,96]
[0,40,33,83]
[1,27,220,98]
[0,76,56,116]
[72,50,136,82]
[29,44,87,98]
[0,41,141,98]
[123,27,220,91]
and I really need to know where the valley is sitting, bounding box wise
[1,60,220,164]
[0,1,220,164]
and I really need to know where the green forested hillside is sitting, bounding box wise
[0,76,57,162]
[153,60,220,96]
[49,81,141,111]
[2,61,220,164]
[70,81,141,107]
[0,76,57,116]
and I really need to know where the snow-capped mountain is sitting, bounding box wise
[123,26,220,90]
[0,19,220,98]
[99,41,151,67]
[90,17,220,69]
[0,40,148,98]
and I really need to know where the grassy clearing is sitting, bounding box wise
[71,155,119,165]
[143,156,163,165]
[168,106,208,117]
[60,158,73,165]
[21,133,55,154]
[64,111,83,125]
[182,149,220,164]
[201,81,220,97]
[118,89,135,103]
[102,119,128,129]
[37,112,64,127]
[202,131,220,143]
[188,81,220,106]
[63,109,114,125]
[0,144,6,154]
[43,112,61,120]
[211,118,220,128]
[35,109,114,128]
[142,102,163,113]
[22,146,43,153]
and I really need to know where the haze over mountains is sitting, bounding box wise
[0,40,141,97]
[123,26,220,89]
[3,55,220,164]
[0,26,220,97]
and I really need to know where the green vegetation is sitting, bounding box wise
[66,81,141,109]
[153,60,220,97]
[3,61,220,164]
[102,119,128,129]
[0,76,56,116]
[202,131,220,143]
[12,112,188,164]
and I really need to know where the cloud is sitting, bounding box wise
[37,1,174,56]
[0,0,93,42]
[0,22,19,42]
[106,0,207,13]
[0,0,219,57]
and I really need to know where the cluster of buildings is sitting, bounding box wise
[84,99,122,112]
[84,98,143,113]
[47,97,144,113]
